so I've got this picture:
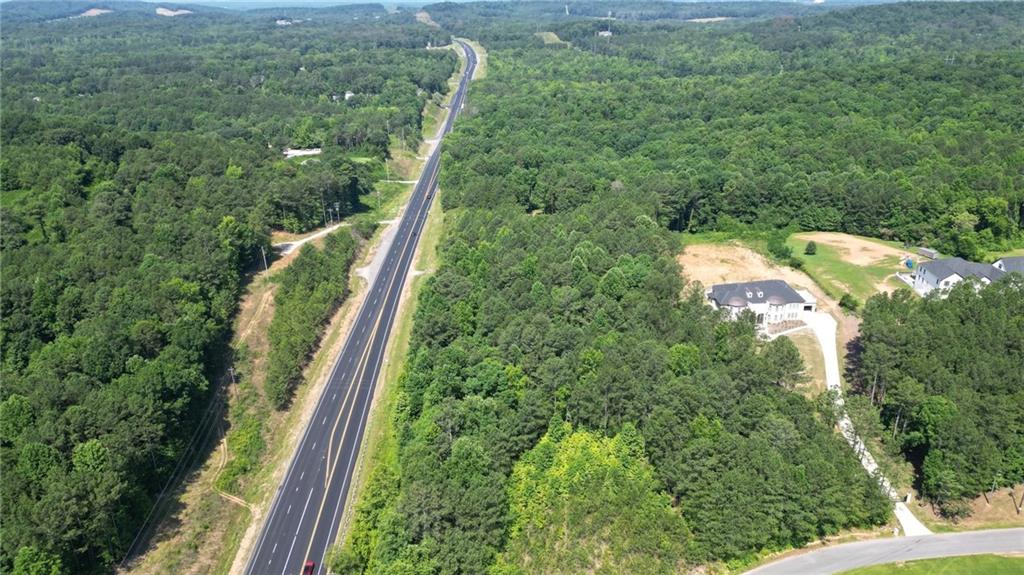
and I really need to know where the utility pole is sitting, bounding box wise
[260,245,268,271]
[385,158,391,182]
[320,192,327,226]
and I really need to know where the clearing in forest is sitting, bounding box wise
[156,8,193,17]
[535,31,569,45]
[677,241,860,359]
[788,232,915,302]
[416,11,439,28]
[73,8,112,18]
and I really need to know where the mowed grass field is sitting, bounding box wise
[787,232,914,303]
[786,330,827,398]
[839,554,1024,575]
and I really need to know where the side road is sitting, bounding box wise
[744,528,1024,575]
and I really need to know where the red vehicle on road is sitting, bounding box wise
[302,560,315,575]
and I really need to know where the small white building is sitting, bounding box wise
[911,257,1005,296]
[708,280,816,326]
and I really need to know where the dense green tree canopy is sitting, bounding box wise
[856,278,1024,517]
[491,423,689,575]
[437,1,1024,259]
[0,2,455,571]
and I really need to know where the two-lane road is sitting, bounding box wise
[246,40,477,575]
[744,528,1024,574]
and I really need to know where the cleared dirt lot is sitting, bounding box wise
[796,232,911,267]
[790,232,915,297]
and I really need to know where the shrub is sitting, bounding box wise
[804,240,817,255]
[767,234,792,260]
[839,292,860,312]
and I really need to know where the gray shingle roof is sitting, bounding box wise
[919,257,1004,282]
[709,280,807,307]
[995,256,1024,273]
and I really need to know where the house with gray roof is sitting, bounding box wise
[993,256,1024,274]
[708,280,816,325]
[911,257,1005,296]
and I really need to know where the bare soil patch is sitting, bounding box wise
[74,8,112,18]
[679,242,828,305]
[415,10,439,28]
[910,486,1024,531]
[686,17,733,23]
[796,232,912,267]
[156,8,192,17]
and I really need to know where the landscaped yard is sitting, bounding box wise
[838,554,1024,575]
[787,232,914,303]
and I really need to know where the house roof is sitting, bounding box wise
[919,257,1004,283]
[995,256,1024,273]
[709,280,808,307]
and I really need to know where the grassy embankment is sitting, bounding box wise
[838,554,1024,575]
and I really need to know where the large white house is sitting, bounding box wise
[911,257,1006,296]
[708,280,816,326]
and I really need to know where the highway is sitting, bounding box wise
[245,39,477,575]
[744,528,1024,575]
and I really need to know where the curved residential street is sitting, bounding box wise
[744,528,1024,575]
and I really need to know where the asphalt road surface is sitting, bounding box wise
[745,528,1024,575]
[245,40,477,575]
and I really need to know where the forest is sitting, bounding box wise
[854,279,1024,518]
[433,1,1024,260]
[0,2,454,572]
[336,2,1024,573]
[266,231,358,409]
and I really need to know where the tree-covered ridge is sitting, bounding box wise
[424,1,833,50]
[855,278,1024,518]
[0,4,455,572]
[437,1,1024,259]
